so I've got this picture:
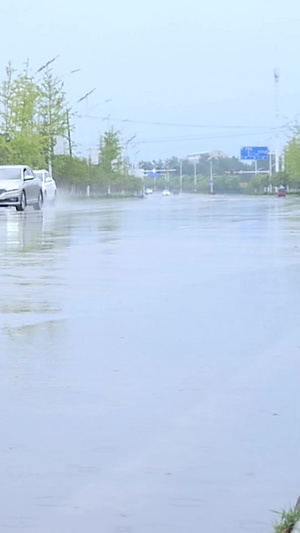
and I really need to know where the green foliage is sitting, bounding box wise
[8,128,47,168]
[273,507,300,533]
[38,68,68,162]
[52,154,142,194]
[10,71,40,130]
[0,62,70,169]
[246,173,270,194]
[52,155,89,185]
[272,171,290,187]
[143,173,243,193]
[99,129,123,175]
[0,63,47,167]
[285,131,300,184]
[0,62,16,138]
[213,175,241,193]
[140,155,254,179]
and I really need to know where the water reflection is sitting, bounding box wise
[0,202,123,336]
[0,209,65,332]
[0,208,70,254]
[0,209,44,252]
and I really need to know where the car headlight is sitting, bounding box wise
[5,187,19,192]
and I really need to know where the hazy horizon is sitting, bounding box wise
[0,0,299,162]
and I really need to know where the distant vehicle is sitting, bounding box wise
[145,188,153,195]
[162,189,171,196]
[173,188,180,195]
[277,185,286,198]
[0,165,43,211]
[34,169,57,205]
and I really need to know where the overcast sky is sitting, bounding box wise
[1,0,299,162]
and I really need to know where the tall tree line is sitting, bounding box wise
[0,62,68,169]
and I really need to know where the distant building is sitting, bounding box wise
[53,135,68,156]
[129,166,144,179]
[187,150,231,161]
[88,148,100,165]
[208,150,230,159]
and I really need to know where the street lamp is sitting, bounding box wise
[56,68,81,159]
[188,152,207,192]
[187,155,199,191]
[36,55,59,74]
[208,156,214,194]
[36,56,62,177]
[58,68,81,82]
[122,135,137,170]
[77,88,96,106]
[274,68,280,173]
[179,161,183,191]
[89,99,112,113]
[103,114,111,129]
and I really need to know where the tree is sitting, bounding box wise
[0,63,45,167]
[99,128,123,175]
[11,71,40,131]
[0,62,15,141]
[52,155,89,187]
[38,68,69,169]
[285,129,300,184]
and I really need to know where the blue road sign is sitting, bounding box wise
[147,171,160,178]
[240,146,269,161]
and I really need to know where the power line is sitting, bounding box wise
[76,114,274,130]
[134,129,277,145]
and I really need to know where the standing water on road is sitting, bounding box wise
[0,195,300,533]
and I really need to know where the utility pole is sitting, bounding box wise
[179,160,183,191]
[208,156,214,193]
[193,161,197,191]
[77,88,96,119]
[66,109,72,158]
[269,152,273,178]
[188,153,209,192]
[274,68,280,173]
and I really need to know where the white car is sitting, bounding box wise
[0,165,43,211]
[34,169,57,205]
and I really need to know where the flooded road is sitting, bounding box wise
[1,194,300,532]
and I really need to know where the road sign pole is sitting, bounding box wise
[209,158,214,194]
[180,161,183,192]
[274,68,280,173]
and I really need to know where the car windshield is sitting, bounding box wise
[0,168,22,180]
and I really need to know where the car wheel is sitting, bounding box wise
[33,191,43,211]
[16,191,26,212]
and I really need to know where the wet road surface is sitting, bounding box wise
[0,194,300,532]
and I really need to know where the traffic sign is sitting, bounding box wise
[240,146,269,161]
[147,171,160,178]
